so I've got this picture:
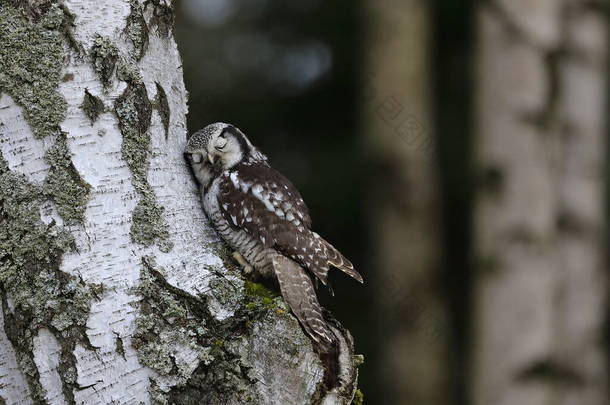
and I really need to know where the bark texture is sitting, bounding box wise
[363,1,449,404]
[473,1,608,404]
[0,1,359,404]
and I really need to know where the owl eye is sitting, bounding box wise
[215,137,228,151]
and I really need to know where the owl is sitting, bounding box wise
[184,123,362,387]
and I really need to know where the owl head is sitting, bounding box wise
[185,123,266,180]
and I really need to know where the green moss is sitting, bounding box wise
[125,0,149,60]
[44,133,91,225]
[212,256,279,313]
[154,82,170,139]
[244,281,277,301]
[80,89,105,123]
[90,35,118,87]
[351,389,364,405]
[0,1,68,138]
[0,157,99,403]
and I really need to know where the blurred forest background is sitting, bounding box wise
[174,0,609,404]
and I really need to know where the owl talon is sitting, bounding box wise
[232,251,253,274]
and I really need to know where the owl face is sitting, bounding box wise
[185,123,227,161]
[205,128,247,171]
[185,123,265,180]
[184,123,224,185]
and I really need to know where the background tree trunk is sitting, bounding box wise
[363,1,449,404]
[0,1,358,404]
[472,1,608,404]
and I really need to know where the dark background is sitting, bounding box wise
[174,0,475,403]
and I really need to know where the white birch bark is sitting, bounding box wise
[473,1,608,404]
[0,1,359,404]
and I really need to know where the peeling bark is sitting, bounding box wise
[0,1,359,404]
[473,1,609,404]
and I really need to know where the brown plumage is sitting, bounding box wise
[216,162,363,287]
[185,123,363,389]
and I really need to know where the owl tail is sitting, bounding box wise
[271,254,340,389]
[321,238,363,284]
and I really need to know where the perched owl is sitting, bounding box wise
[185,123,362,387]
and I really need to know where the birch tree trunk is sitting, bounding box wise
[473,1,608,404]
[0,1,359,404]
[363,1,449,404]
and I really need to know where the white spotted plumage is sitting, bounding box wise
[185,123,363,381]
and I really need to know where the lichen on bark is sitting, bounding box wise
[132,258,214,376]
[114,73,153,189]
[80,88,105,124]
[90,35,119,87]
[114,69,171,251]
[44,132,92,225]
[144,0,175,37]
[125,0,149,60]
[132,256,327,404]
[154,82,170,139]
[130,195,171,251]
[0,0,68,139]
[0,157,100,403]
[0,1,103,399]
[132,256,255,403]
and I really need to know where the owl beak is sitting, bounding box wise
[207,153,216,165]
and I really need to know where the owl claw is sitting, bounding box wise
[232,251,253,275]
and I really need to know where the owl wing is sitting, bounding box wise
[216,163,362,285]
[222,162,312,229]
